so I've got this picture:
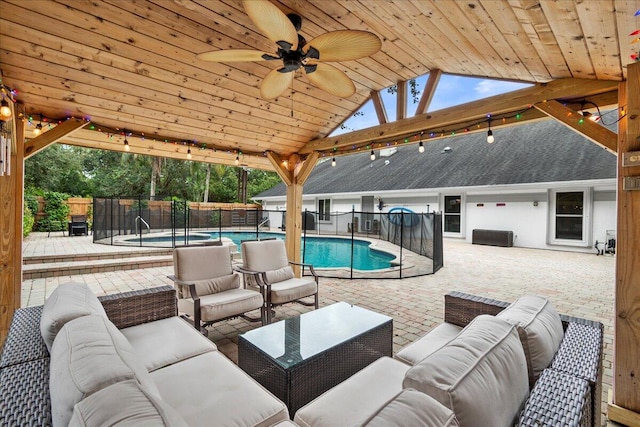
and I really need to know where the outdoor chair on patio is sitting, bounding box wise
[236,239,319,325]
[168,245,263,334]
[68,214,89,236]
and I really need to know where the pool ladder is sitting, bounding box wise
[135,216,150,235]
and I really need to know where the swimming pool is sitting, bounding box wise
[127,231,395,270]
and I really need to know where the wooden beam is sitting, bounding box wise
[611,61,640,418]
[608,390,640,427]
[396,80,407,121]
[24,118,88,159]
[60,131,274,171]
[266,151,292,186]
[300,78,619,154]
[533,100,618,154]
[285,182,303,274]
[370,90,388,124]
[295,151,319,186]
[415,69,442,115]
[0,112,24,347]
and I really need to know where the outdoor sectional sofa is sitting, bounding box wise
[0,285,603,427]
[294,292,604,427]
[0,283,296,427]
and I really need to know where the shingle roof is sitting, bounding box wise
[257,119,617,198]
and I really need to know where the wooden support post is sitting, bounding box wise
[0,112,24,347]
[267,151,319,276]
[610,61,640,422]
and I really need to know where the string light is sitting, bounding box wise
[486,115,494,144]
[235,155,239,165]
[0,98,11,121]
[331,157,336,167]
[187,148,192,159]
[124,138,130,151]
[370,150,375,161]
[418,131,425,153]
[33,121,43,137]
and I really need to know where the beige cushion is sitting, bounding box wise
[266,266,295,283]
[403,315,529,427]
[121,316,217,372]
[294,357,410,427]
[40,282,107,352]
[497,295,564,387]
[178,288,263,322]
[151,351,289,427]
[395,322,462,365]
[50,315,159,427]
[269,278,317,304]
[173,245,238,292]
[364,389,460,427]
[68,379,188,427]
[242,240,289,272]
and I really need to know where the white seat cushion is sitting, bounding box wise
[363,389,460,427]
[121,316,217,372]
[395,322,462,365]
[68,379,188,427]
[270,278,317,304]
[178,288,263,322]
[40,282,107,352]
[150,351,289,427]
[294,357,410,427]
[403,315,529,427]
[50,315,158,427]
[496,295,564,386]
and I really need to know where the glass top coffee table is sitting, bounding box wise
[238,302,393,416]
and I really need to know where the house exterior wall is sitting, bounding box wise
[258,183,615,253]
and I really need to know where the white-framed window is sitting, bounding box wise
[548,188,592,246]
[443,194,464,236]
[317,198,331,222]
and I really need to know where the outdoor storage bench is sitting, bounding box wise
[294,291,603,427]
[0,283,291,427]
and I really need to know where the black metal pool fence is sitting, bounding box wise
[93,196,443,279]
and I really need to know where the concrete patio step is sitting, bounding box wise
[23,254,174,280]
[23,248,174,265]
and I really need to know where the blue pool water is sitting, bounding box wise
[132,231,395,270]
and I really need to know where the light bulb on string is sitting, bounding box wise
[33,122,43,137]
[331,157,336,167]
[124,138,130,151]
[487,115,494,144]
[187,148,192,159]
[418,132,425,153]
[0,98,11,120]
[235,155,240,166]
[370,150,375,161]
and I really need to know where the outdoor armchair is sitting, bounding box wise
[168,245,263,334]
[236,239,319,325]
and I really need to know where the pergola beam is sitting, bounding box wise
[533,100,618,154]
[415,69,442,115]
[300,78,619,155]
[24,118,88,159]
[370,90,388,124]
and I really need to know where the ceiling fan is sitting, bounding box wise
[197,0,381,99]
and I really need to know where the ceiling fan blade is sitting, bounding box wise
[306,63,356,98]
[305,30,381,62]
[261,68,294,99]
[242,0,298,51]
[197,49,271,62]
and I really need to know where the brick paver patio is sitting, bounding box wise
[21,232,615,424]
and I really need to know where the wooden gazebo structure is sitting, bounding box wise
[0,1,638,422]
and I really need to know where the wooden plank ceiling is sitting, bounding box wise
[0,0,637,170]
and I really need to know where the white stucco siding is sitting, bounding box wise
[464,199,548,248]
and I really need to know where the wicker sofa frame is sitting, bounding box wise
[443,291,604,427]
[0,286,177,427]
